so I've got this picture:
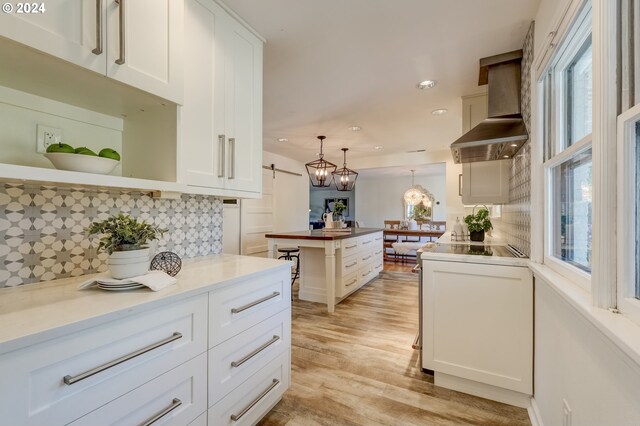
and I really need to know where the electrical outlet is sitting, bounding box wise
[562,399,572,426]
[36,124,63,153]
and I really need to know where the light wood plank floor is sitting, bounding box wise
[258,273,531,426]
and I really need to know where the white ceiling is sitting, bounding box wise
[356,162,445,179]
[223,0,540,164]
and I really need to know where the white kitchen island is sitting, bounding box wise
[266,228,384,313]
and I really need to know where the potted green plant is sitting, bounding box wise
[464,207,493,242]
[86,214,167,279]
[333,199,347,221]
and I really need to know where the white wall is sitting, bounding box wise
[535,277,640,426]
[355,173,446,228]
[263,151,309,232]
[0,85,123,174]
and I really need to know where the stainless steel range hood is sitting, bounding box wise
[451,50,528,163]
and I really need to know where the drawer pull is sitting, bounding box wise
[91,0,103,55]
[345,261,357,268]
[230,378,280,422]
[362,255,372,261]
[62,332,182,385]
[345,244,357,249]
[346,278,357,287]
[231,335,280,368]
[362,240,372,245]
[231,292,280,314]
[140,398,182,426]
[361,271,370,277]
[114,0,125,65]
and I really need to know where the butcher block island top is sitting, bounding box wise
[265,227,383,241]
[266,228,384,313]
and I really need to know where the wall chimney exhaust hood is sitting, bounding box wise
[451,50,528,164]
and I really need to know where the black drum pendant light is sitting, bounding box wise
[305,136,337,187]
[333,148,358,191]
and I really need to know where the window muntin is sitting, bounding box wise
[552,148,592,272]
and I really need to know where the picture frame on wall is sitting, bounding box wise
[324,198,349,216]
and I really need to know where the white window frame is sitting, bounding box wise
[616,103,640,325]
[541,2,593,291]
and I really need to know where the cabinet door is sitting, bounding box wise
[0,0,106,74]
[180,0,226,189]
[462,159,511,204]
[221,18,263,193]
[106,0,183,103]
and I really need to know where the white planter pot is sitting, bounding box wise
[108,248,151,279]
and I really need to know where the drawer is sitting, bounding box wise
[359,250,375,264]
[70,353,207,425]
[337,272,359,298]
[339,252,359,276]
[372,232,384,244]
[209,351,290,426]
[0,295,207,426]
[358,263,375,285]
[373,245,384,258]
[358,234,376,250]
[341,238,360,258]
[209,309,291,405]
[209,269,290,347]
[189,411,208,426]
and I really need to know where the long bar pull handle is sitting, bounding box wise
[362,255,372,261]
[139,398,182,426]
[346,278,357,287]
[345,244,357,249]
[230,379,280,422]
[63,332,182,385]
[115,0,125,65]
[231,292,280,314]
[228,137,236,179]
[362,240,372,245]
[231,335,280,368]
[92,0,103,55]
[218,135,226,178]
[345,262,357,269]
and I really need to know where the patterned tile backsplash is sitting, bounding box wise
[498,21,534,257]
[0,183,223,287]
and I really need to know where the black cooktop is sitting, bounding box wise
[426,243,518,257]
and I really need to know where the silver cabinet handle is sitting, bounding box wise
[231,335,280,368]
[362,241,372,245]
[218,134,226,178]
[63,332,182,385]
[115,0,125,65]
[362,255,372,261]
[345,244,357,249]
[92,0,103,55]
[231,292,280,314]
[230,379,279,422]
[346,278,357,287]
[140,398,182,426]
[228,137,236,179]
[345,261,357,269]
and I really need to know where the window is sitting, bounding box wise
[541,3,592,287]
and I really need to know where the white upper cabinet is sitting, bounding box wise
[0,1,106,74]
[462,93,488,132]
[180,0,263,195]
[0,0,183,104]
[106,0,183,104]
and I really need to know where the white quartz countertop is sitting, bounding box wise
[436,232,507,246]
[0,254,290,354]
[420,250,530,267]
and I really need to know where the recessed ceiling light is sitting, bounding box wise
[418,80,437,90]
[277,138,288,142]
[348,126,362,131]
[431,108,448,115]
[374,145,383,150]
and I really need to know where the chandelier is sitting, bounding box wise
[333,148,358,191]
[305,136,337,187]
[403,170,432,206]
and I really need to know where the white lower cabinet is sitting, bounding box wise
[336,232,383,298]
[422,260,533,395]
[209,351,290,426]
[0,265,291,426]
[70,353,207,426]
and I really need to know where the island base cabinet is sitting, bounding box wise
[209,351,290,426]
[423,260,533,395]
[70,353,207,426]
